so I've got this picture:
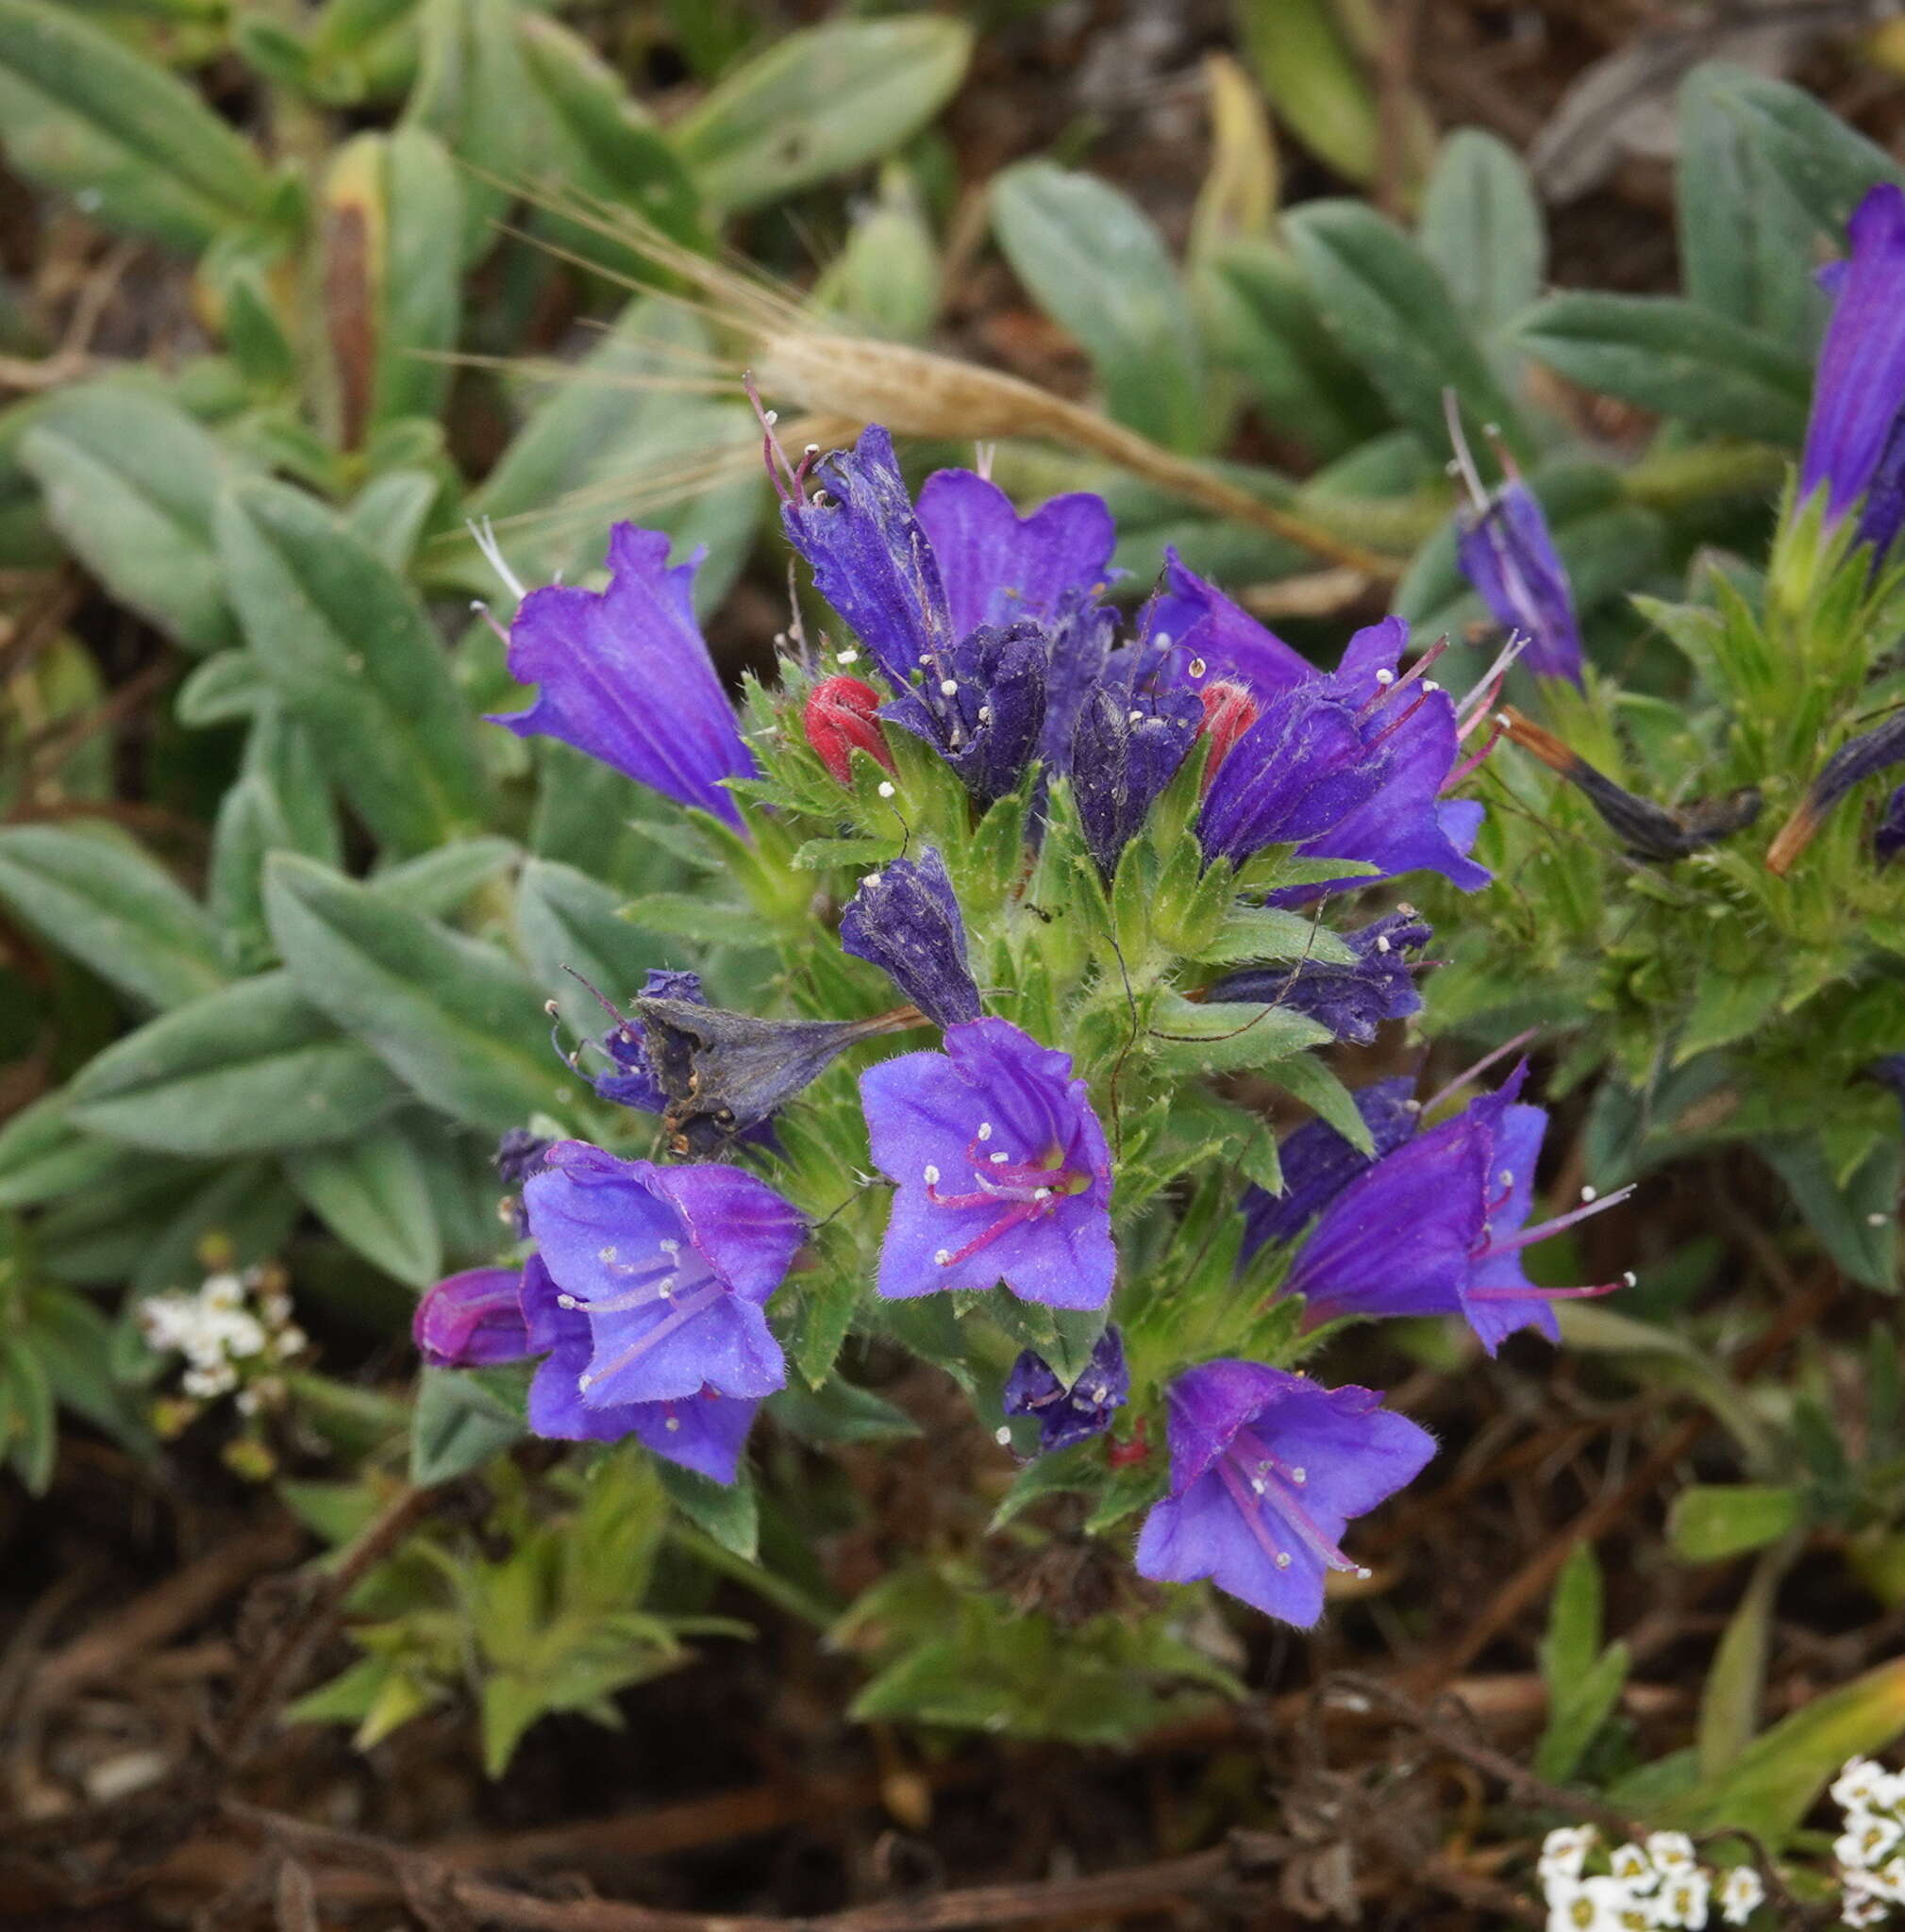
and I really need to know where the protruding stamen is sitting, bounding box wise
[469,517,528,604]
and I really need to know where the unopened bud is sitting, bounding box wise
[1196,681,1260,794]
[804,675,894,786]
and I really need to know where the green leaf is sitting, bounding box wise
[209,773,297,971]
[991,160,1205,453]
[66,970,406,1156]
[344,468,441,575]
[25,1282,155,1457]
[657,1458,758,1561]
[218,477,487,854]
[768,1378,919,1446]
[1760,1133,1899,1292]
[284,1121,442,1288]
[1233,0,1381,185]
[367,837,518,918]
[0,824,226,1010]
[1513,293,1812,443]
[672,16,971,214]
[1539,1541,1604,1690]
[0,1091,157,1210]
[1672,1654,1905,1843]
[1703,63,1905,239]
[1,1337,57,1495]
[618,891,763,948]
[514,857,671,1039]
[1535,1641,1629,1785]
[409,1365,526,1483]
[175,650,268,727]
[1193,905,1356,968]
[1676,64,1823,351]
[1697,1542,1788,1781]
[1417,128,1545,345]
[0,0,276,250]
[1285,197,1524,458]
[18,384,242,652]
[1668,1484,1803,1562]
[263,854,561,1133]
[1148,992,1331,1076]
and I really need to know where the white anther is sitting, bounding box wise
[939,678,959,696]
[1290,1467,1306,1484]
[1152,633,1172,651]
[924,1164,940,1184]
[1422,679,1442,693]
[1250,1476,1266,1493]
[1622,1271,1637,1287]
[1355,1565,1373,1579]
[864,871,883,889]
[995,1425,1013,1445]
[659,1238,679,1254]
[1580,1185,1598,1203]
[978,706,991,722]
[469,517,528,603]
[1869,1211,1890,1226]
[934,1249,953,1266]
[1128,708,1145,723]
[1376,936,1392,954]
[1188,657,1207,677]
[1375,668,1395,686]
[1499,1172,1513,1188]
[804,441,820,457]
[1033,1187,1051,1201]
[990,1151,1009,1165]
[578,1372,594,1390]
[557,1293,578,1309]
[1275,1552,1292,1570]
[977,1122,993,1141]
[877,781,896,797]
[763,409,778,425]
[598,1246,618,1263]
[837,647,860,664]
[665,1415,681,1432]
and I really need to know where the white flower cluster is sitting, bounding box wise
[1833,1757,1905,1925]
[1538,1826,1763,1930]
[137,1267,304,1408]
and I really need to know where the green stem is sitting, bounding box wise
[664,1522,840,1629]
[1622,441,1788,513]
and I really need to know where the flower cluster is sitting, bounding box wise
[138,1264,305,1410]
[421,417,1629,1634]
[1834,1757,1905,1925]
[1536,1826,1763,1930]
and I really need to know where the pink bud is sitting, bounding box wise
[1196,682,1259,794]
[805,675,894,785]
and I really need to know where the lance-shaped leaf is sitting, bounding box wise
[672,16,972,213]
[1418,128,1546,346]
[218,477,487,855]
[0,824,226,1011]
[65,970,406,1157]
[263,854,561,1133]
[18,384,242,653]
[0,0,277,250]
[285,1121,443,1288]
[321,128,464,446]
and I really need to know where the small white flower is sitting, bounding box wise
[1555,1874,1646,1932]
[1835,1759,1892,1813]
[1646,1834,1698,1874]
[1716,1867,1763,1926]
[1877,1774,1905,1817]
[1651,1869,1709,1929]
[1838,1814,1904,1873]
[1842,1875,1889,1927]
[1540,1826,1597,1885]
[1610,1842,1657,1890]
[1864,1857,1905,1906]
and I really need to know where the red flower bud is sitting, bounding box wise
[1196,681,1259,794]
[805,675,894,786]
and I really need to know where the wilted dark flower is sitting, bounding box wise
[840,848,981,1028]
[1768,708,1905,874]
[1134,1360,1434,1624]
[805,675,894,785]
[1240,1076,1421,1259]
[1067,672,1202,879]
[1004,1326,1128,1452]
[413,1267,533,1369]
[1210,910,1431,1048]
[1800,184,1905,558]
[523,1144,804,1409]
[589,969,708,1117]
[881,620,1047,805]
[491,525,755,830]
[860,1017,1115,1309]
[1503,708,1762,862]
[1879,785,1905,863]
[494,1128,552,1186]
[631,995,925,1155]
[1456,478,1583,686]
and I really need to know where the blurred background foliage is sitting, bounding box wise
[4,0,1905,1912]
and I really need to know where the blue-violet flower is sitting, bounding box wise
[1004,1326,1129,1453]
[840,847,981,1028]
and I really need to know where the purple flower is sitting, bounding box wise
[1240,1076,1421,1259]
[1209,909,1431,1048]
[1456,480,1583,686]
[1769,708,1905,874]
[881,620,1047,805]
[413,1266,534,1368]
[1134,1360,1434,1624]
[491,525,755,830]
[840,847,981,1027]
[1879,784,1905,863]
[1196,620,1489,894]
[1800,185,1905,555]
[588,969,708,1115]
[522,1143,804,1407]
[859,1017,1115,1309]
[519,1255,761,1483]
[1283,1065,1630,1355]
[1004,1325,1128,1452]
[1067,668,1202,879]
[1145,551,1318,701]
[915,467,1116,640]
